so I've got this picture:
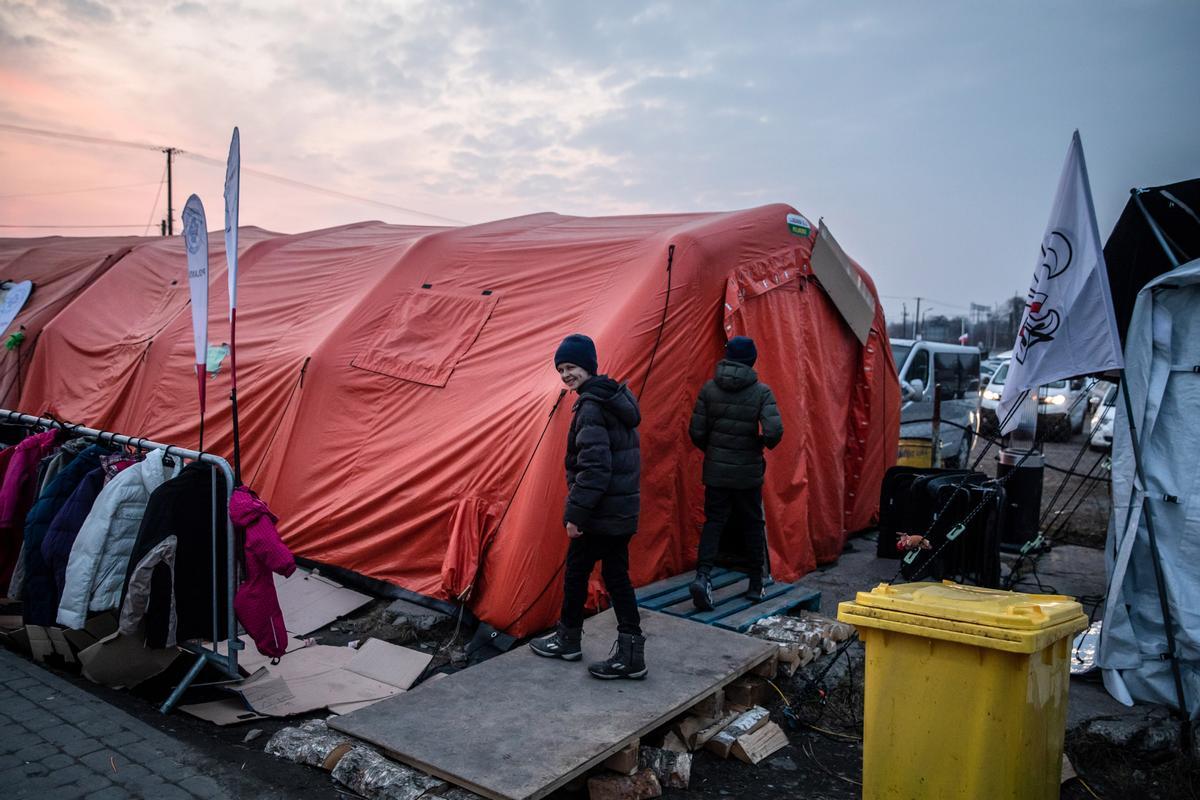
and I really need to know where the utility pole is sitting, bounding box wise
[164,147,176,235]
[914,297,922,339]
[902,303,908,338]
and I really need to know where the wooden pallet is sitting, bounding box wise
[635,568,821,632]
[329,609,776,800]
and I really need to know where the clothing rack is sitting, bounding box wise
[0,409,243,713]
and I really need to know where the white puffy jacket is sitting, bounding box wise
[57,448,181,629]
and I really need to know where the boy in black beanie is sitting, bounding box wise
[530,334,647,679]
[688,336,783,609]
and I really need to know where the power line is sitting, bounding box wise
[0,181,160,199]
[0,120,467,225]
[0,224,145,229]
[143,161,168,236]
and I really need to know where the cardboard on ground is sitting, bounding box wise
[228,638,431,717]
[274,568,372,635]
[179,698,269,726]
[78,632,179,688]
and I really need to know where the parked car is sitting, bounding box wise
[1089,382,1118,451]
[980,360,1090,441]
[979,358,1005,387]
[891,338,981,467]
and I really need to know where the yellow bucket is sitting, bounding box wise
[896,437,933,467]
[838,581,1088,800]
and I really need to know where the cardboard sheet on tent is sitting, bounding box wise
[810,222,877,345]
[329,609,775,800]
[274,568,372,636]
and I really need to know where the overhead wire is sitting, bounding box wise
[143,161,168,236]
[0,181,161,199]
[0,120,468,226]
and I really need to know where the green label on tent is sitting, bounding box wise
[787,213,812,237]
[206,343,229,376]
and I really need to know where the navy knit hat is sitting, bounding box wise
[725,336,757,366]
[554,333,598,375]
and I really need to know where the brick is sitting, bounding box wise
[23,710,65,731]
[101,731,143,749]
[587,768,662,800]
[3,696,36,714]
[152,784,198,799]
[46,763,96,787]
[78,718,123,738]
[109,762,152,785]
[63,738,106,757]
[42,751,77,769]
[13,741,59,762]
[86,787,135,800]
[81,749,128,773]
[0,760,50,781]
[179,774,223,797]
[7,676,40,689]
[62,774,114,796]
[119,740,167,764]
[42,722,89,745]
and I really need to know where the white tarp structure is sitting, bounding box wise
[1099,257,1200,716]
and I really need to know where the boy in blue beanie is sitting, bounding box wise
[530,334,647,679]
[688,336,783,609]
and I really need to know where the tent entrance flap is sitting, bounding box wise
[352,288,499,387]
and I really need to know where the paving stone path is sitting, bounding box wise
[0,647,313,799]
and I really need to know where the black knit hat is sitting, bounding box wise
[725,336,757,366]
[554,333,598,375]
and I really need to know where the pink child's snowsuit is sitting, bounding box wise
[230,487,295,659]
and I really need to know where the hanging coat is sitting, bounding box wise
[21,444,107,624]
[119,535,178,647]
[0,429,62,585]
[230,487,296,659]
[121,462,231,645]
[42,466,106,611]
[57,448,180,629]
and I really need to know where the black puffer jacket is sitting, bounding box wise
[564,376,641,536]
[689,360,784,489]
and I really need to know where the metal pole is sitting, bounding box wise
[1117,375,1190,735]
[1132,189,1181,270]
[931,383,942,468]
[165,148,175,236]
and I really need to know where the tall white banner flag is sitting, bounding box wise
[997,131,1123,434]
[224,127,239,315]
[181,194,209,413]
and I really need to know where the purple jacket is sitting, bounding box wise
[41,466,106,611]
[230,487,296,659]
[0,429,61,585]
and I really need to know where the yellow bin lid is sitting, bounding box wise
[838,581,1088,653]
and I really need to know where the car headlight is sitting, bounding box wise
[983,389,1000,401]
[1040,394,1067,406]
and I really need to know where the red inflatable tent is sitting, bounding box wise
[13,205,898,635]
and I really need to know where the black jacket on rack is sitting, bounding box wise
[120,462,232,647]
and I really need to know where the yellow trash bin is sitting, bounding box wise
[837,581,1088,800]
[896,437,933,467]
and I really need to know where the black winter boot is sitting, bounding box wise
[744,571,765,602]
[588,633,647,680]
[689,571,714,611]
[529,623,582,661]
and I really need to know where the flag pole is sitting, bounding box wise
[224,127,242,486]
[1116,371,1190,739]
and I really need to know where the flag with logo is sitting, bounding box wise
[224,127,239,320]
[996,131,1123,434]
[181,194,209,422]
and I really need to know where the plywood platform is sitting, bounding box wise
[328,609,775,800]
[636,567,821,632]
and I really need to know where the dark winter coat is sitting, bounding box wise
[689,359,784,489]
[22,445,106,624]
[121,463,230,646]
[42,466,106,613]
[563,375,641,537]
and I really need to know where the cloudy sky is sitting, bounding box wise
[1,0,1196,322]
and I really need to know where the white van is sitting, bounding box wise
[890,338,982,467]
[980,359,1091,441]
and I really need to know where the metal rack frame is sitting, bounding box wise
[0,409,243,713]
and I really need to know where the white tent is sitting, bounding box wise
[1099,258,1200,716]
